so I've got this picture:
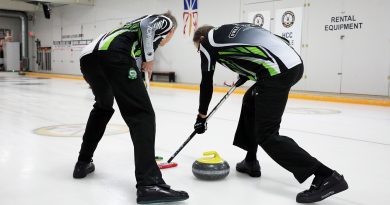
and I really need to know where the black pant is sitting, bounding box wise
[233,64,320,183]
[78,52,164,187]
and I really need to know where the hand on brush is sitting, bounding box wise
[235,75,249,87]
[142,61,154,79]
[194,114,207,134]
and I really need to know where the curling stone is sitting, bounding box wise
[192,151,230,180]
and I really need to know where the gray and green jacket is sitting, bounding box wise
[81,14,173,67]
[198,23,302,114]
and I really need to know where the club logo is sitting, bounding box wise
[282,11,295,28]
[147,26,153,38]
[128,68,138,79]
[153,19,168,30]
[229,26,241,38]
[252,14,265,27]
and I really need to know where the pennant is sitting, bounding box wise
[183,0,198,36]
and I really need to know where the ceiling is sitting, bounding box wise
[0,0,94,12]
[12,0,94,6]
[0,0,38,12]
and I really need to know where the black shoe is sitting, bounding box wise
[236,159,261,177]
[296,171,348,203]
[137,184,189,204]
[73,160,95,179]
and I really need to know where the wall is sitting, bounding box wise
[241,0,390,96]
[29,0,390,96]
[303,0,390,96]
[29,0,241,84]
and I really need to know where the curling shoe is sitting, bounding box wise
[296,171,348,203]
[236,159,261,177]
[137,184,189,204]
[73,160,95,179]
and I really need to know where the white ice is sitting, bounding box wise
[0,72,389,205]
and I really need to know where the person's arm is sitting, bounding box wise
[198,70,214,116]
[194,47,215,134]
[198,43,216,116]
[139,15,173,62]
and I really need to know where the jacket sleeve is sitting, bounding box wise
[198,45,216,115]
[198,69,215,115]
[139,15,173,62]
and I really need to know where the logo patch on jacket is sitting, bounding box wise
[128,68,138,79]
[229,26,242,38]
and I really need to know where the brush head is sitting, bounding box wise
[158,162,178,169]
[155,156,164,161]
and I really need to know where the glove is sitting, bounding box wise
[235,75,249,87]
[194,115,207,134]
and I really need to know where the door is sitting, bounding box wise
[340,0,390,96]
[304,0,344,93]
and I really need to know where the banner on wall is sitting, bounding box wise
[247,10,271,31]
[274,7,303,54]
[183,0,198,36]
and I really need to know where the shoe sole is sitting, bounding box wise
[137,195,189,204]
[297,179,348,203]
[236,167,261,178]
[73,165,95,179]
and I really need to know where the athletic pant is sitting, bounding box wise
[78,52,165,187]
[233,64,320,183]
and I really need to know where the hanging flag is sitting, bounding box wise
[183,0,198,36]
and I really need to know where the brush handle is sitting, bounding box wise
[166,79,241,163]
[145,71,150,93]
[167,130,197,163]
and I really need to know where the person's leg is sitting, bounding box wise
[101,60,162,186]
[78,55,115,162]
[254,66,348,202]
[234,85,258,157]
[255,66,321,183]
[74,54,115,178]
[98,52,188,203]
[234,85,261,177]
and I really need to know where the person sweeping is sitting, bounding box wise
[74,12,188,204]
[192,23,348,203]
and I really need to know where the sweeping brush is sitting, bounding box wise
[155,156,178,169]
[165,78,244,164]
[158,162,178,169]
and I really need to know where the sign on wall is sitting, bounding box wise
[247,10,271,30]
[183,0,198,36]
[274,7,303,54]
[324,15,363,31]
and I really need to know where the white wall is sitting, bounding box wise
[303,0,390,96]
[241,0,390,96]
[29,0,241,84]
[29,0,390,96]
